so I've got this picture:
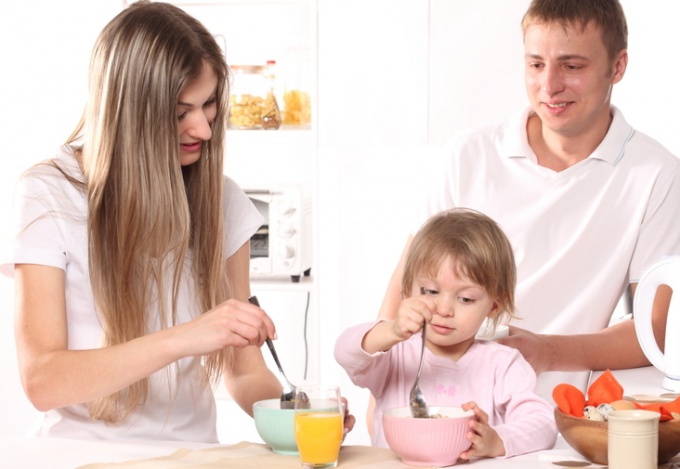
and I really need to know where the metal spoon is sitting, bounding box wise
[409,323,429,418]
[264,338,299,409]
[248,296,308,409]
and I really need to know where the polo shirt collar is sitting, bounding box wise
[503,105,634,166]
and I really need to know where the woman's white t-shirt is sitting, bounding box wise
[1,145,263,442]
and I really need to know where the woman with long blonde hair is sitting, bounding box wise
[1,1,297,441]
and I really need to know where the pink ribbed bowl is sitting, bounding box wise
[383,406,474,467]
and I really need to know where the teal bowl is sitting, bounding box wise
[253,398,298,455]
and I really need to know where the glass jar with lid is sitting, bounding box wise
[281,44,312,129]
[261,60,282,130]
[228,65,266,129]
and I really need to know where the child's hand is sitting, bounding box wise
[392,294,433,341]
[459,401,505,459]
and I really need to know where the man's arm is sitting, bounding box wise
[378,236,672,374]
[497,284,671,374]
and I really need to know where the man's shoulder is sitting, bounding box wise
[629,129,679,164]
[611,106,679,165]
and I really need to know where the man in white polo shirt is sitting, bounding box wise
[375,0,680,402]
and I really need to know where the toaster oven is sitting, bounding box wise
[245,187,313,282]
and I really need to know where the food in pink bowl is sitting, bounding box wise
[382,406,474,467]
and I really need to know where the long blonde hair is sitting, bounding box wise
[67,1,231,422]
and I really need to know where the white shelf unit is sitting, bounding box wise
[251,275,315,292]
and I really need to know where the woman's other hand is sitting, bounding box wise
[341,396,356,441]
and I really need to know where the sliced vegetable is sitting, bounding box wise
[553,383,586,417]
[553,370,680,421]
[636,396,680,422]
[586,369,623,407]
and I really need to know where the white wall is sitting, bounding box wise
[1,0,679,447]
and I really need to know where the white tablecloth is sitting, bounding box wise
[0,435,602,469]
[4,367,678,468]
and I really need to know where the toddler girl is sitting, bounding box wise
[335,208,556,459]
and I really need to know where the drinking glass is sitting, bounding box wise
[294,384,343,469]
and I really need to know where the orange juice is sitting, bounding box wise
[294,411,343,465]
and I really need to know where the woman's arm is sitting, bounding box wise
[222,241,281,416]
[224,242,357,435]
[15,247,278,411]
[14,264,187,410]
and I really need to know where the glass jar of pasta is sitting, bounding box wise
[281,45,312,129]
[228,65,266,130]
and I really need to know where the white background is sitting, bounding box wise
[1,0,678,447]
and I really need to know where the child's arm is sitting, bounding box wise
[334,321,394,393]
[360,320,404,354]
[477,348,558,459]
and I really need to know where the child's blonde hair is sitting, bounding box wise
[401,208,517,327]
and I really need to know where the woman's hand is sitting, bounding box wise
[171,298,276,358]
[459,401,505,460]
[341,396,356,442]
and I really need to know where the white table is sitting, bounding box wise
[0,435,604,469]
[4,367,677,468]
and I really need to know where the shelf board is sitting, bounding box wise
[226,127,314,142]
[251,275,314,291]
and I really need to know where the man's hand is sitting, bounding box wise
[496,326,554,374]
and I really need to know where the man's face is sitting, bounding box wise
[524,21,627,139]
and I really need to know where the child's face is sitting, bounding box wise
[414,256,498,357]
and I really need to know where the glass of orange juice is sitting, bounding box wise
[294,384,343,468]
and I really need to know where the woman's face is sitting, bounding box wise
[176,61,218,166]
